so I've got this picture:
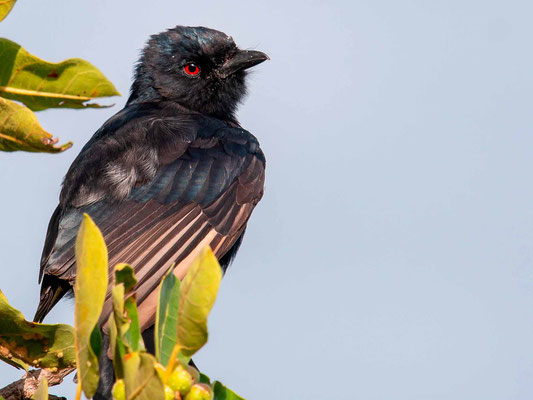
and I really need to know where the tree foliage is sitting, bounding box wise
[0,215,244,400]
[0,3,119,153]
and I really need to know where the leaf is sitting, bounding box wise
[74,214,109,398]
[111,263,144,353]
[0,289,75,370]
[212,381,245,400]
[123,352,165,400]
[177,247,222,360]
[0,97,72,152]
[124,297,144,352]
[0,38,119,111]
[89,325,102,360]
[155,267,181,365]
[112,284,128,335]
[34,377,48,400]
[199,373,211,385]
[0,0,16,22]
[107,313,125,380]
[115,264,137,294]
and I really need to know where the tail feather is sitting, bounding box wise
[33,276,70,323]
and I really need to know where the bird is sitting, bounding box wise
[33,25,267,394]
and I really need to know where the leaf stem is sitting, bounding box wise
[0,86,93,101]
[75,380,82,400]
[165,344,182,378]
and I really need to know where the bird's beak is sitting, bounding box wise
[219,50,269,78]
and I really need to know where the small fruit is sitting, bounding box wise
[112,379,126,400]
[184,383,213,400]
[187,365,200,383]
[168,364,193,396]
[164,385,176,400]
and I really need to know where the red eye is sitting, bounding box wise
[184,63,200,76]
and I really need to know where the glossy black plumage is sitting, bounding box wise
[33,26,267,335]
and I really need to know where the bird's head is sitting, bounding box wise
[128,26,269,121]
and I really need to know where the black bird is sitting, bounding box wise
[34,25,266,356]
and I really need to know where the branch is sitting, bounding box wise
[0,367,74,400]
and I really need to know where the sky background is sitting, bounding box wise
[1,0,533,399]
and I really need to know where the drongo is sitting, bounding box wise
[33,26,267,342]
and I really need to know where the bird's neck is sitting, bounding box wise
[126,64,161,105]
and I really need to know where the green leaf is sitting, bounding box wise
[34,377,48,400]
[74,214,109,398]
[115,263,137,294]
[110,263,144,353]
[177,247,222,360]
[124,296,144,352]
[199,373,211,385]
[0,97,72,152]
[155,267,181,365]
[0,0,16,22]
[123,352,165,400]
[212,381,245,400]
[0,38,120,111]
[0,289,75,370]
[89,325,102,361]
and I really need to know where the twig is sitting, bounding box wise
[0,367,74,400]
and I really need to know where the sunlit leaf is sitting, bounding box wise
[155,266,180,365]
[0,289,75,370]
[0,38,119,111]
[0,97,71,152]
[0,0,16,22]
[34,377,48,400]
[74,214,109,398]
[177,247,222,360]
[123,352,165,400]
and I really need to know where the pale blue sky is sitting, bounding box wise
[1,1,533,399]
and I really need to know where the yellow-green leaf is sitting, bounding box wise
[177,247,222,360]
[123,352,165,400]
[74,214,109,398]
[0,97,71,152]
[0,0,16,22]
[107,313,125,380]
[34,377,48,400]
[0,289,75,370]
[155,267,181,365]
[111,281,132,351]
[0,38,120,111]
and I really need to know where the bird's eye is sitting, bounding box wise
[184,63,200,76]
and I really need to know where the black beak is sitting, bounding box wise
[219,50,269,78]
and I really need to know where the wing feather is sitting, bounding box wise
[36,105,265,325]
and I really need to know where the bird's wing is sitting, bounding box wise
[36,106,265,327]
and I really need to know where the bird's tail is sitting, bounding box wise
[33,276,70,323]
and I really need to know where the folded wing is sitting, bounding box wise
[35,106,265,328]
